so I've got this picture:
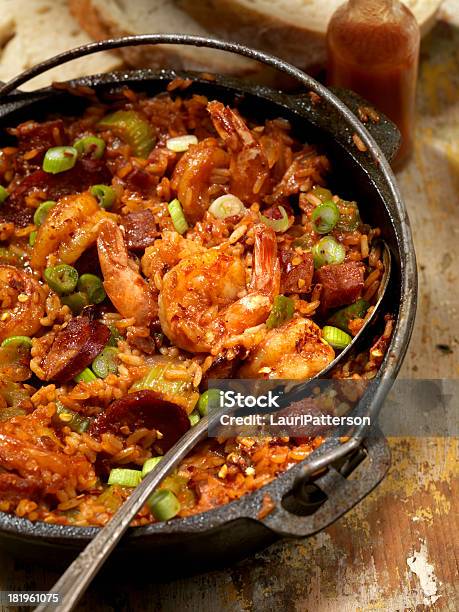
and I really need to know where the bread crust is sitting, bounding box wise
[178,0,441,70]
[177,0,327,72]
[68,0,257,74]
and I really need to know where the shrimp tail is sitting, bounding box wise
[223,225,280,339]
[97,220,157,327]
[208,101,255,151]
[208,101,270,202]
[250,224,280,298]
[97,220,129,272]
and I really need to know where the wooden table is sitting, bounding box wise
[1,4,458,611]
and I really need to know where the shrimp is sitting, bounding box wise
[30,192,117,272]
[159,224,280,353]
[141,230,205,282]
[238,317,335,379]
[270,148,330,202]
[208,101,271,203]
[170,138,229,224]
[97,220,157,327]
[0,266,47,342]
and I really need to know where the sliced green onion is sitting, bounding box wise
[168,198,189,234]
[90,184,116,210]
[77,273,106,304]
[166,135,198,152]
[209,194,245,219]
[312,185,333,202]
[266,295,295,329]
[1,336,32,350]
[327,299,370,333]
[197,388,221,417]
[322,325,352,350]
[108,468,142,488]
[61,291,89,315]
[108,324,122,347]
[92,347,118,379]
[53,400,90,433]
[42,146,77,174]
[312,236,346,268]
[142,457,162,478]
[74,367,97,384]
[74,136,106,159]
[97,110,155,158]
[311,200,340,234]
[132,362,189,395]
[33,200,56,227]
[189,410,200,426]
[29,231,37,247]
[161,474,189,498]
[44,264,79,295]
[147,489,181,521]
[260,206,289,233]
[336,199,361,231]
[0,185,9,204]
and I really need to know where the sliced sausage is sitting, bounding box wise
[90,390,190,453]
[0,192,35,228]
[280,396,333,443]
[314,261,365,313]
[122,209,158,251]
[3,160,111,227]
[74,245,102,278]
[41,315,110,383]
[280,248,314,294]
[14,119,66,160]
[124,167,157,196]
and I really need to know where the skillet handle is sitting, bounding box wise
[330,88,401,163]
[287,88,401,163]
[260,431,390,538]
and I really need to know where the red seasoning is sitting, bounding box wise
[326,0,420,169]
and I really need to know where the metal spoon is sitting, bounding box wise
[35,242,390,612]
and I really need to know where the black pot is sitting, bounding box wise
[0,35,417,574]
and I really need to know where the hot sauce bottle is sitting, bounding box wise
[326,0,420,169]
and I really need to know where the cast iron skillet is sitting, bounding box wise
[0,36,417,574]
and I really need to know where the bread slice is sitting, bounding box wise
[178,0,442,73]
[0,0,123,91]
[68,0,257,75]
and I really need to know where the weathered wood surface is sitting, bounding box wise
[1,3,458,610]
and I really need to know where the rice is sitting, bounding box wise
[360,234,369,258]
[0,86,390,528]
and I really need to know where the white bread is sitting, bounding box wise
[0,0,123,91]
[68,0,257,75]
[188,0,443,37]
[178,0,442,73]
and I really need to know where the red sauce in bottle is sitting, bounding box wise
[327,0,420,169]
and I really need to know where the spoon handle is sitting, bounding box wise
[35,417,209,612]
